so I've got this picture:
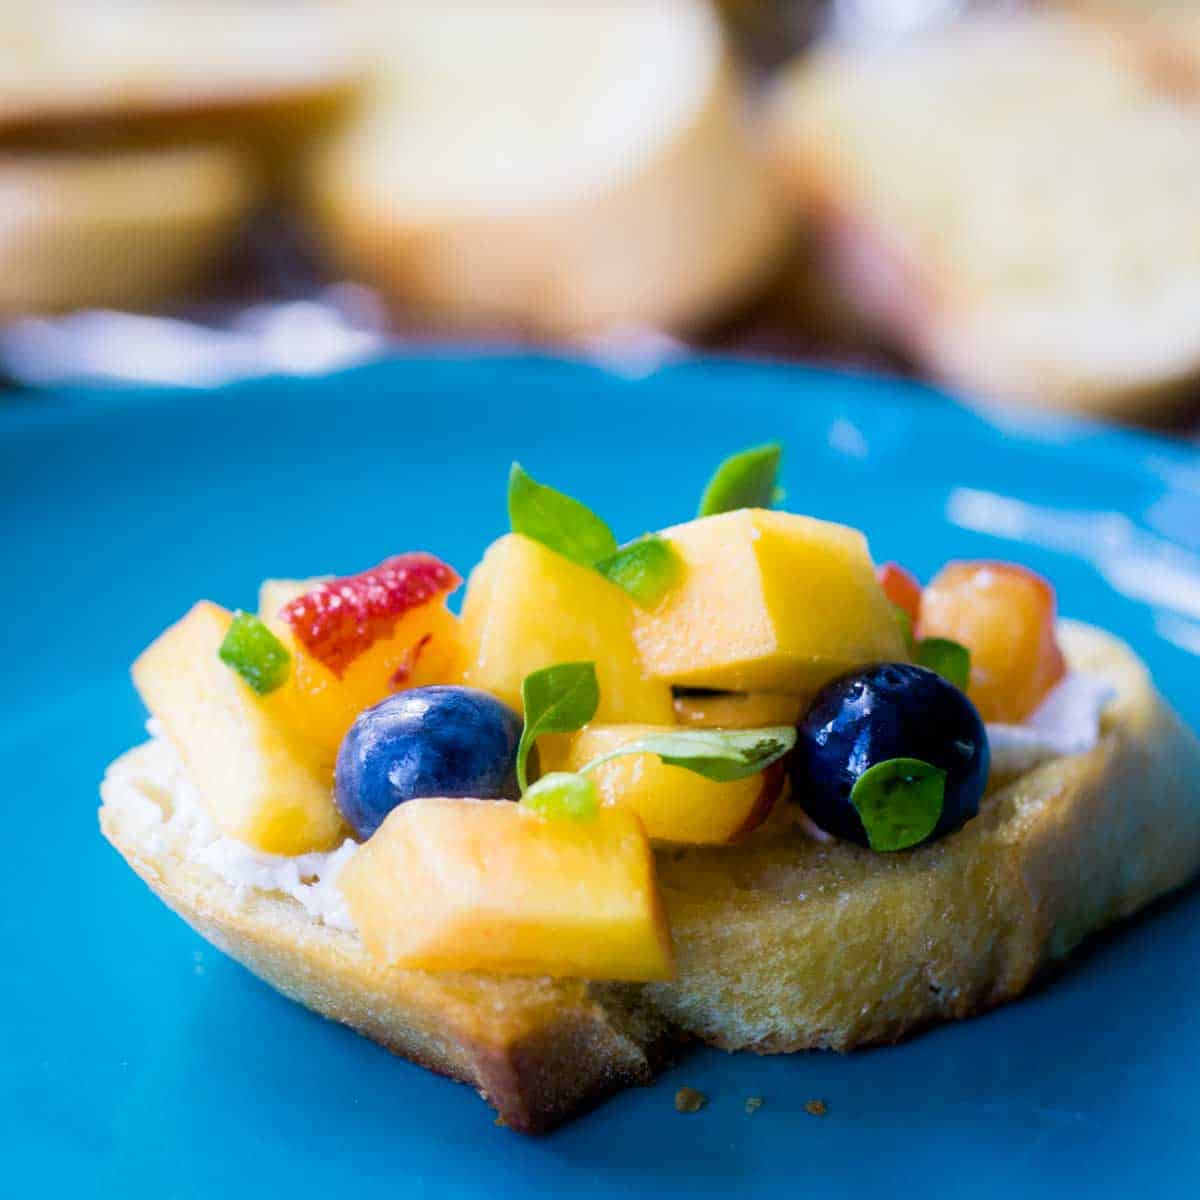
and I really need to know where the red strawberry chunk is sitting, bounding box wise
[877,561,922,625]
[281,553,460,677]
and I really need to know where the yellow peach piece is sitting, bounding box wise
[633,509,906,693]
[131,601,343,854]
[458,534,674,722]
[672,691,807,729]
[540,723,783,844]
[339,797,674,982]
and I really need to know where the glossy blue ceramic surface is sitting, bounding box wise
[4,356,1200,1197]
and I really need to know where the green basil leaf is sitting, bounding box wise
[850,757,945,852]
[916,637,971,692]
[697,443,782,517]
[520,772,600,821]
[892,604,916,657]
[596,535,682,608]
[218,611,291,695]
[516,661,601,792]
[508,463,617,568]
[580,725,795,783]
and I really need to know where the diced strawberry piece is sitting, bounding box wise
[282,554,460,677]
[877,561,922,625]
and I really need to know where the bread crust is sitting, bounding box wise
[0,146,256,315]
[99,753,672,1134]
[101,621,1200,1128]
[649,622,1200,1050]
[0,1,364,136]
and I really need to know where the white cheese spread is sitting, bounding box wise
[112,722,359,931]
[985,671,1116,776]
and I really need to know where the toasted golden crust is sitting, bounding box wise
[99,755,670,1134]
[100,621,1200,1128]
[0,1,364,135]
[649,622,1200,1049]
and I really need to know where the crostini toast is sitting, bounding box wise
[101,621,1200,1130]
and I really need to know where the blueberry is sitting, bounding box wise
[335,686,523,838]
[790,663,989,848]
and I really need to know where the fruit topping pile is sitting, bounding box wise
[133,440,1079,982]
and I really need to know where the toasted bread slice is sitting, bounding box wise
[1069,0,1200,94]
[100,621,1200,1130]
[768,12,1200,418]
[0,145,255,314]
[308,0,786,336]
[650,622,1200,1049]
[99,739,671,1134]
[0,0,363,134]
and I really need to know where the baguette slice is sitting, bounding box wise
[99,739,672,1134]
[651,621,1200,1049]
[309,0,786,336]
[1070,0,1200,93]
[0,0,363,133]
[0,145,255,314]
[768,12,1200,418]
[100,621,1200,1130]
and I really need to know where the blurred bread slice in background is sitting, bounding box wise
[0,1,366,194]
[1069,0,1200,91]
[0,1,363,135]
[0,146,255,315]
[310,0,788,337]
[0,1,368,315]
[768,11,1200,419]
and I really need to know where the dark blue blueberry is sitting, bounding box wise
[790,663,989,848]
[335,686,522,838]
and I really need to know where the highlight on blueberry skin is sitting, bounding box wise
[335,686,523,839]
[790,663,989,851]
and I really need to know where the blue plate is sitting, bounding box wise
[5,356,1200,1198]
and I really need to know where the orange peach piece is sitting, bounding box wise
[339,798,674,982]
[919,561,1066,724]
[539,723,784,844]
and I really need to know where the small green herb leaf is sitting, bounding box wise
[520,772,599,821]
[508,463,618,568]
[218,611,291,695]
[916,637,971,691]
[892,604,916,656]
[580,726,795,783]
[516,662,601,792]
[596,535,682,608]
[850,757,945,852]
[697,443,782,517]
